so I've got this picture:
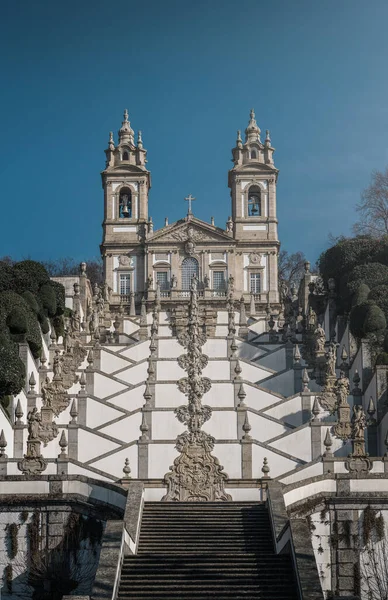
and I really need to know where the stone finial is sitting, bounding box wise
[70,399,78,424]
[323,429,333,457]
[0,430,7,457]
[140,412,149,441]
[312,397,320,421]
[237,383,246,407]
[234,359,242,380]
[137,130,143,149]
[230,335,238,358]
[80,261,87,275]
[87,349,94,369]
[147,358,155,380]
[239,296,247,326]
[58,430,68,457]
[140,297,147,327]
[143,381,152,407]
[245,109,261,143]
[236,129,243,148]
[15,399,24,424]
[242,412,252,440]
[265,129,271,145]
[28,372,36,394]
[150,333,157,355]
[250,292,256,317]
[123,458,131,478]
[261,457,270,479]
[39,352,47,371]
[304,261,311,273]
[302,368,310,392]
[294,344,301,364]
[164,217,169,227]
[385,430,388,457]
[79,371,86,392]
[108,131,115,150]
[211,216,215,226]
[367,396,376,425]
[352,370,362,397]
[50,329,57,348]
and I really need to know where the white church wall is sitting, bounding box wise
[116,362,148,385]
[158,339,182,358]
[206,383,234,407]
[99,413,143,442]
[248,412,289,442]
[122,320,140,336]
[203,339,228,358]
[236,340,267,361]
[154,384,186,408]
[240,361,272,384]
[202,360,230,380]
[213,443,241,478]
[148,444,180,478]
[264,395,303,427]
[243,385,284,411]
[157,361,185,381]
[256,347,286,372]
[152,411,185,440]
[91,444,138,479]
[251,444,299,479]
[108,386,145,411]
[100,350,132,374]
[269,426,312,462]
[77,429,120,463]
[94,373,127,399]
[259,369,295,398]
[205,411,237,440]
[280,461,323,485]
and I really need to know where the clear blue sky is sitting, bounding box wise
[1,0,387,265]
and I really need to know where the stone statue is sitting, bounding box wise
[226,217,233,233]
[171,274,177,288]
[27,407,41,440]
[147,274,153,290]
[352,405,366,439]
[71,309,81,333]
[53,350,62,378]
[204,273,210,289]
[326,343,337,378]
[103,282,111,302]
[191,273,198,291]
[227,275,234,293]
[314,323,326,353]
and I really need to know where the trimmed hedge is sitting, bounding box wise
[352,283,371,307]
[22,290,40,314]
[376,352,388,365]
[0,262,14,293]
[0,334,25,397]
[39,283,57,318]
[347,263,388,296]
[319,237,384,284]
[50,280,65,316]
[0,292,42,358]
[6,308,27,335]
[369,285,388,321]
[349,301,387,339]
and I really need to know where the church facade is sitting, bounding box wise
[101,110,280,321]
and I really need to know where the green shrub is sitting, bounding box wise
[6,307,28,335]
[347,263,388,295]
[50,280,66,316]
[0,292,42,359]
[0,262,14,293]
[352,283,371,307]
[52,315,64,339]
[40,316,50,335]
[376,352,388,365]
[11,260,49,295]
[22,290,39,314]
[39,283,57,318]
[0,334,25,397]
[369,285,388,321]
[319,237,383,285]
[349,301,387,339]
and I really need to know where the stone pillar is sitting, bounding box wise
[310,421,322,460]
[18,342,29,393]
[331,507,360,598]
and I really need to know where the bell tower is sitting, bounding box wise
[101,110,151,297]
[228,109,278,243]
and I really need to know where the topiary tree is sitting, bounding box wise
[368,285,388,321]
[319,237,383,285]
[347,263,388,296]
[11,260,50,295]
[349,301,387,339]
[0,334,25,398]
[352,283,371,307]
[376,352,388,365]
[0,261,14,293]
[39,283,57,318]
[49,280,66,316]
[0,292,42,359]
[6,307,28,337]
[22,290,40,314]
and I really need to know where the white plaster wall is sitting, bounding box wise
[249,413,289,442]
[244,385,283,411]
[158,339,183,359]
[156,360,184,381]
[108,386,145,411]
[152,411,186,440]
[94,373,127,399]
[203,339,228,358]
[202,360,230,380]
[85,398,126,429]
[280,461,323,485]
[157,325,172,338]
[99,412,143,442]
[283,480,337,507]
[215,325,228,336]
[217,311,238,324]
[154,383,186,408]
[252,444,299,479]
[240,361,272,384]
[77,429,120,463]
[257,348,287,372]
[259,369,294,397]
[148,444,180,478]
[205,411,237,440]
[123,319,140,336]
[67,462,112,482]
[236,341,267,361]
[264,395,303,427]
[117,362,148,385]
[270,426,312,462]
[206,383,234,407]
[100,350,132,374]
[144,488,167,501]
[121,342,150,362]
[0,409,14,457]
[91,444,138,479]
[213,443,241,478]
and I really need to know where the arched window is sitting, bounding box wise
[119,188,132,218]
[250,150,257,159]
[182,257,199,290]
[122,151,129,161]
[248,186,261,217]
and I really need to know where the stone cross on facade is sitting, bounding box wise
[185,194,196,215]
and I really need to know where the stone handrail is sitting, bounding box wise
[91,520,131,600]
[267,481,323,600]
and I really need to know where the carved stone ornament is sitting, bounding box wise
[161,225,222,244]
[118,254,131,267]
[249,252,261,265]
[317,390,337,414]
[185,240,195,255]
[345,456,372,478]
[162,284,232,502]
[41,376,70,417]
[333,374,352,441]
[18,455,47,475]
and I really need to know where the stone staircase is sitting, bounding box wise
[118,501,299,599]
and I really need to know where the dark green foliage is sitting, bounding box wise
[376,352,388,365]
[39,283,57,317]
[351,283,370,307]
[50,280,66,316]
[349,301,387,339]
[319,237,383,284]
[6,307,28,335]
[52,315,64,339]
[347,263,388,295]
[384,330,388,353]
[0,292,42,358]
[40,316,50,335]
[4,563,12,593]
[369,285,388,321]
[11,260,49,295]
[0,261,14,293]
[6,522,19,559]
[22,290,40,313]
[0,334,25,397]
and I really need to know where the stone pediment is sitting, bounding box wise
[234,162,278,174]
[148,218,235,245]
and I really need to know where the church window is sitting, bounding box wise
[182,257,199,290]
[213,271,226,290]
[251,150,257,159]
[250,272,261,294]
[119,188,132,218]
[248,186,261,216]
[120,273,131,296]
[122,151,129,161]
[156,271,169,290]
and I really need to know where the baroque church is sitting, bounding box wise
[1,109,388,600]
